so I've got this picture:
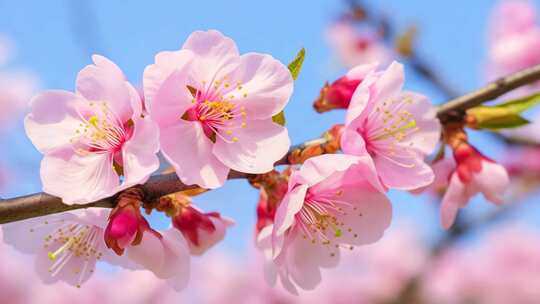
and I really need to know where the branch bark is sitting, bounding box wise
[436,63,540,121]
[2,63,540,225]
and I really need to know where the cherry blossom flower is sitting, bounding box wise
[314,63,377,113]
[440,144,509,229]
[486,1,540,144]
[24,55,160,204]
[257,154,391,294]
[144,30,293,189]
[487,0,540,81]
[326,21,393,69]
[341,61,441,191]
[172,206,234,256]
[1,209,191,291]
[422,226,540,304]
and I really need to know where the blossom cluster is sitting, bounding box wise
[3,0,538,297]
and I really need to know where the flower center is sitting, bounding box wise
[183,77,248,143]
[29,220,103,288]
[362,96,419,159]
[70,101,133,173]
[295,190,360,257]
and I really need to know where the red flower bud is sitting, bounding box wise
[172,206,233,255]
[104,203,152,256]
[314,76,362,113]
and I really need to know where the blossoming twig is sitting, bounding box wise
[2,63,540,225]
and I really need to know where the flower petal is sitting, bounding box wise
[160,121,229,189]
[143,49,194,110]
[440,174,468,229]
[213,120,290,174]
[148,69,196,128]
[476,160,509,205]
[374,152,435,190]
[121,117,160,188]
[272,184,308,259]
[24,90,85,153]
[76,55,133,122]
[223,53,293,119]
[182,30,239,81]
[40,148,119,204]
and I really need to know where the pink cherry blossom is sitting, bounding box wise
[440,144,510,229]
[172,206,234,256]
[326,21,393,69]
[314,63,377,113]
[422,225,540,304]
[487,0,540,80]
[1,209,127,288]
[341,61,441,191]
[144,30,293,189]
[1,208,191,291]
[257,154,392,294]
[24,55,160,204]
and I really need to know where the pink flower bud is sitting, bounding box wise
[172,206,233,255]
[314,76,362,113]
[104,204,151,256]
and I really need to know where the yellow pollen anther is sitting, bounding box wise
[232,137,239,142]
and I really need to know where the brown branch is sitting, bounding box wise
[436,63,540,121]
[0,138,335,224]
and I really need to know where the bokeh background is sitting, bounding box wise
[1,0,540,303]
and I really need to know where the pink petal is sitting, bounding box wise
[399,92,441,156]
[127,232,165,274]
[344,73,376,125]
[213,120,290,174]
[1,213,77,253]
[181,30,239,81]
[292,154,364,187]
[345,62,379,80]
[189,216,234,256]
[370,61,404,105]
[143,49,194,110]
[153,229,191,291]
[24,90,85,153]
[121,117,160,188]
[256,225,274,260]
[223,53,293,119]
[75,55,133,122]
[148,69,195,128]
[40,148,119,204]
[160,121,229,189]
[340,126,369,157]
[440,174,468,229]
[374,152,435,190]
[336,186,392,245]
[475,160,510,205]
[272,184,309,259]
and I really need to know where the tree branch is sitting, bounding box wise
[0,139,332,224]
[436,63,540,121]
[2,64,540,225]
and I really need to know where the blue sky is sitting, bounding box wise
[1,0,539,253]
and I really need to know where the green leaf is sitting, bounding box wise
[476,114,530,130]
[272,111,286,126]
[287,47,305,81]
[272,48,306,126]
[493,92,540,114]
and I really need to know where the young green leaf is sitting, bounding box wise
[272,48,306,126]
[287,47,305,81]
[493,92,540,114]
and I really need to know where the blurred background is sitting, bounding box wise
[1,0,540,303]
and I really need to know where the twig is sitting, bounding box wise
[0,139,330,224]
[436,63,540,121]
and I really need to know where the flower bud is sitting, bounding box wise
[314,76,362,113]
[172,206,233,256]
[104,187,153,256]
